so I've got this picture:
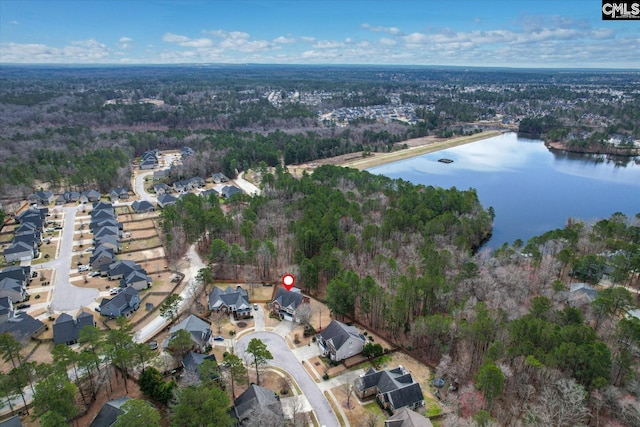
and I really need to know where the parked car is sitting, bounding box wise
[109,287,122,295]
[78,265,89,272]
[148,341,158,350]
[213,336,225,341]
[54,225,63,230]
[253,303,259,310]
[17,304,30,310]
[88,271,100,277]
[85,247,95,253]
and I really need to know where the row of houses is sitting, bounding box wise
[0,266,47,343]
[3,207,47,264]
[31,189,102,207]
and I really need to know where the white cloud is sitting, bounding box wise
[380,37,396,46]
[10,20,19,25]
[0,39,111,63]
[273,36,295,44]
[300,36,316,43]
[313,40,344,49]
[163,32,212,48]
[205,29,272,52]
[362,23,401,35]
[118,36,133,49]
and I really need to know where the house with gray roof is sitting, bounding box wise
[99,287,141,319]
[209,286,251,319]
[153,169,169,181]
[232,385,283,426]
[0,276,27,302]
[91,209,117,223]
[80,189,101,203]
[212,172,229,183]
[107,260,140,281]
[221,185,243,199]
[90,218,122,232]
[317,320,366,361]
[132,200,156,213]
[94,226,121,240]
[53,311,96,345]
[271,287,309,321]
[0,301,46,342]
[355,366,425,414]
[3,241,36,264]
[569,282,599,306]
[157,193,178,208]
[28,191,54,206]
[166,314,212,351]
[89,396,131,427]
[120,269,151,291]
[384,407,433,427]
[200,188,219,198]
[95,235,122,254]
[181,146,195,158]
[109,188,129,202]
[90,247,116,271]
[92,201,114,213]
[182,352,219,381]
[153,183,171,195]
[188,176,205,189]
[0,415,22,427]
[0,266,31,287]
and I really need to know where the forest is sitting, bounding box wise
[1,65,638,201]
[158,162,640,426]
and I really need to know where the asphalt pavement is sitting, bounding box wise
[237,331,339,427]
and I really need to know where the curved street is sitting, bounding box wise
[237,331,339,427]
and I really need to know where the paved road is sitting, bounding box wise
[237,331,339,427]
[134,170,156,203]
[235,171,261,196]
[36,205,98,312]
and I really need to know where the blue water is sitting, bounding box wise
[369,133,640,250]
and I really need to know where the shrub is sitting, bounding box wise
[323,373,329,380]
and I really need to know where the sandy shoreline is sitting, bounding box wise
[291,130,503,176]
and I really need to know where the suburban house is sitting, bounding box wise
[208,286,251,318]
[182,352,219,381]
[131,200,156,213]
[90,247,116,271]
[569,282,599,306]
[188,176,205,188]
[212,172,229,183]
[92,201,115,214]
[181,146,195,158]
[153,183,171,195]
[80,189,101,203]
[109,188,129,202]
[89,396,131,427]
[157,194,178,208]
[120,269,152,291]
[0,416,22,427]
[0,266,31,288]
[0,296,46,342]
[354,366,425,414]
[95,235,122,254]
[3,241,35,264]
[384,407,433,427]
[270,287,310,321]
[94,226,121,240]
[57,191,80,205]
[0,276,27,303]
[317,320,366,361]
[172,180,189,193]
[28,191,54,206]
[200,188,219,198]
[166,314,212,351]
[53,311,96,345]
[232,385,283,426]
[98,287,141,318]
[90,218,122,232]
[107,260,141,281]
[139,151,158,170]
[221,185,243,199]
[153,169,169,181]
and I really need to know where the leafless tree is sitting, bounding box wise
[210,311,228,334]
[295,303,312,325]
[525,377,589,427]
[360,412,381,427]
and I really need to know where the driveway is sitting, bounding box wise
[134,170,156,203]
[237,331,339,427]
[37,205,98,312]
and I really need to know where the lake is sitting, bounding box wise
[369,132,640,250]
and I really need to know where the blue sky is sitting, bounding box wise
[1,0,638,67]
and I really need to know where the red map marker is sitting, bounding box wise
[282,273,295,291]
